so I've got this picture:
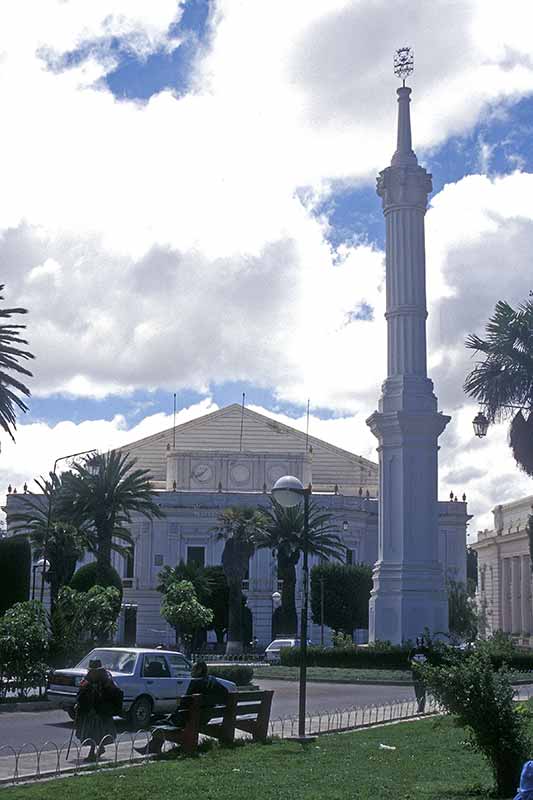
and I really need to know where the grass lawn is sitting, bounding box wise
[3,716,499,800]
[253,665,412,683]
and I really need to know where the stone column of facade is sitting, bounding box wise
[521,555,531,635]
[511,556,521,634]
[366,84,450,644]
[502,558,511,633]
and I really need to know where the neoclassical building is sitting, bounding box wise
[6,403,469,647]
[472,495,533,643]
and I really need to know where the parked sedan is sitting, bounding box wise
[47,647,236,729]
[264,638,311,663]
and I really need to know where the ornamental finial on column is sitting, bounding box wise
[394,46,414,87]
[391,47,417,168]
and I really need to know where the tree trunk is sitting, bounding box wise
[278,554,298,635]
[226,579,243,654]
[96,529,112,585]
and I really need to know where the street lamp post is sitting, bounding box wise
[32,558,49,600]
[272,475,314,743]
[39,448,97,603]
[271,590,281,639]
[320,576,325,647]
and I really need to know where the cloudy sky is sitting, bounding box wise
[2,0,533,537]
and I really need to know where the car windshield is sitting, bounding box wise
[76,649,137,674]
[270,640,295,648]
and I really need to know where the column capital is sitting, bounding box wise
[377,164,432,211]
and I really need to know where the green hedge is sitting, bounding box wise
[208,665,254,686]
[279,646,533,673]
[70,562,123,601]
[280,646,410,670]
[490,653,533,672]
[0,537,31,616]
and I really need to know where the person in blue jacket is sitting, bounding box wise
[514,761,533,800]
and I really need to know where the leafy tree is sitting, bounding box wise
[310,562,373,636]
[10,473,86,608]
[448,579,478,642]
[0,284,34,441]
[60,450,164,584]
[423,651,530,797]
[204,566,229,644]
[0,601,48,697]
[258,499,344,634]
[213,506,267,655]
[160,579,213,654]
[464,296,533,475]
[0,537,31,616]
[54,586,120,649]
[158,561,212,606]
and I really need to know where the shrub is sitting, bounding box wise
[208,665,253,686]
[0,537,31,615]
[0,600,49,697]
[423,651,530,797]
[280,645,410,670]
[70,562,123,601]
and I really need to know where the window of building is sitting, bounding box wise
[154,553,164,567]
[346,549,357,565]
[125,545,135,579]
[187,546,205,568]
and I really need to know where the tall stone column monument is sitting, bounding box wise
[366,49,450,644]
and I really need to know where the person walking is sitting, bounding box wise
[409,637,429,713]
[75,658,121,761]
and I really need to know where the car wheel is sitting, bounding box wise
[128,697,153,730]
[66,707,76,721]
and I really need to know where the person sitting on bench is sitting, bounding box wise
[135,661,232,755]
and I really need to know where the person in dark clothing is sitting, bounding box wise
[135,661,232,755]
[409,637,430,713]
[75,658,119,761]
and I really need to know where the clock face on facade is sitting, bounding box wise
[191,463,213,483]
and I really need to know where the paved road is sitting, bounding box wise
[0,679,417,752]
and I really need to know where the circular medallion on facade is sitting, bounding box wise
[230,463,251,485]
[191,463,213,483]
[267,464,287,485]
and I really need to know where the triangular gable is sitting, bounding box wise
[117,404,378,493]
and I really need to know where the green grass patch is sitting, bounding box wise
[253,665,412,683]
[2,717,498,800]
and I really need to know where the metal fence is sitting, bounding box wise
[0,694,448,785]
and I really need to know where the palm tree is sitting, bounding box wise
[464,297,533,475]
[0,284,34,441]
[212,506,267,655]
[60,450,164,584]
[258,499,344,635]
[9,473,86,609]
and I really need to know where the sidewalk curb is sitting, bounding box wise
[0,700,63,713]
[254,674,414,686]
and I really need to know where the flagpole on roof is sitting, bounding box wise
[305,398,310,452]
[173,392,176,449]
[239,392,246,452]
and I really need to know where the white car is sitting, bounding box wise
[264,638,311,663]
[47,647,236,729]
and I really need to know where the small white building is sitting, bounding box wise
[472,495,533,643]
[6,403,469,646]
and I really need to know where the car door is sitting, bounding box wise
[141,654,177,713]
[166,654,192,698]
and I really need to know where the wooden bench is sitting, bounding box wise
[151,690,274,754]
